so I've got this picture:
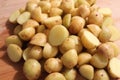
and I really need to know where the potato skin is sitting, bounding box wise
[23,59,41,80]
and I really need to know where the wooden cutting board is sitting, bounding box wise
[0,0,120,80]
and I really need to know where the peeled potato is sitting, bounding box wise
[87,24,101,37]
[79,64,94,80]
[26,2,38,12]
[102,17,114,27]
[5,35,22,47]
[7,44,22,62]
[78,52,92,67]
[81,30,101,49]
[9,10,21,23]
[75,0,90,8]
[17,11,31,24]
[93,69,110,80]
[49,8,63,17]
[13,25,22,35]
[107,58,120,78]
[62,68,77,80]
[45,72,66,80]
[90,53,108,68]
[62,14,71,28]
[49,25,69,46]
[30,33,47,46]
[61,49,78,69]
[98,8,112,17]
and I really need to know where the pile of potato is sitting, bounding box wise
[6,0,120,80]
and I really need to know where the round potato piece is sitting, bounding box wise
[81,30,101,49]
[62,68,77,80]
[43,43,58,58]
[49,25,69,46]
[26,2,38,12]
[61,49,78,69]
[107,58,120,78]
[78,52,92,67]
[90,53,108,68]
[44,58,63,73]
[49,8,63,17]
[19,27,35,41]
[30,33,47,46]
[5,35,22,47]
[9,10,21,23]
[29,46,42,60]
[93,69,110,80]
[17,11,31,25]
[79,64,94,80]
[97,43,114,59]
[7,44,22,62]
[23,59,41,80]
[62,14,71,28]
[45,72,66,80]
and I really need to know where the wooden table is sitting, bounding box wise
[0,0,120,80]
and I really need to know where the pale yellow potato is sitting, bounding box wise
[38,1,51,13]
[88,11,103,26]
[98,27,111,42]
[59,37,76,54]
[98,8,112,17]
[13,25,22,35]
[61,49,78,69]
[17,11,31,25]
[93,69,110,80]
[106,42,120,57]
[50,0,62,8]
[79,64,94,80]
[5,35,22,47]
[62,14,71,28]
[29,46,43,60]
[44,58,62,73]
[23,59,41,80]
[87,24,101,37]
[45,72,66,80]
[62,68,77,80]
[90,4,99,12]
[30,33,47,46]
[81,30,101,49]
[7,44,22,62]
[23,19,39,29]
[9,10,21,23]
[102,17,114,27]
[97,43,114,59]
[75,0,90,8]
[69,16,85,34]
[87,48,97,55]
[26,2,38,12]
[31,7,42,22]
[69,35,83,53]
[78,4,90,18]
[77,28,89,38]
[105,25,120,41]
[107,58,120,78]
[23,46,32,61]
[19,7,26,13]
[78,52,92,67]
[37,25,46,33]
[43,16,62,29]
[43,43,58,58]
[90,53,108,68]
[49,25,69,46]
[49,8,63,17]
[19,27,35,41]
[60,0,75,14]
[70,8,79,16]
[39,13,48,24]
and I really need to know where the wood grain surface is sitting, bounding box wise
[0,0,120,80]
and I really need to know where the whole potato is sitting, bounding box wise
[62,68,77,80]
[44,58,63,73]
[61,49,78,69]
[93,69,110,80]
[45,72,66,80]
[23,59,41,80]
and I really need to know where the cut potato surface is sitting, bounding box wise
[108,58,120,78]
[81,30,100,49]
[49,25,69,46]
